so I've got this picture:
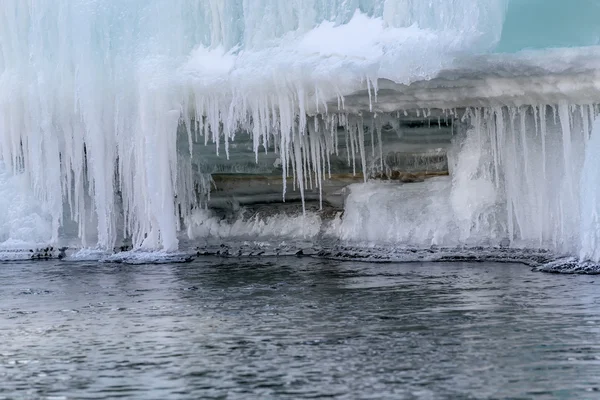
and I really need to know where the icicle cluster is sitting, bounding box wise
[2,0,600,262]
[329,105,600,258]
[461,104,600,255]
[0,0,503,250]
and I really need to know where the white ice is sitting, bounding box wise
[1,0,600,263]
[0,163,53,248]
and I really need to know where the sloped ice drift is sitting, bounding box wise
[1,1,600,271]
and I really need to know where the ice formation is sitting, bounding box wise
[1,0,600,267]
[0,163,53,247]
[339,106,600,256]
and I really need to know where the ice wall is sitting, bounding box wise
[0,0,509,251]
[1,0,599,259]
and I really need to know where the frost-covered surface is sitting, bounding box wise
[101,250,195,264]
[318,246,556,266]
[193,241,559,269]
[0,246,66,261]
[537,258,600,275]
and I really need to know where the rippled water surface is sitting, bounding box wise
[1,258,600,399]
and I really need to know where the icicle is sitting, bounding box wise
[357,120,367,183]
[344,123,351,168]
[533,104,539,136]
[519,107,534,240]
[292,133,305,214]
[304,130,313,191]
[558,102,574,195]
[366,77,373,112]
[551,104,558,125]
[581,104,590,143]
[370,119,376,159]
[377,119,384,173]
[349,123,357,176]
[489,107,502,188]
[539,105,548,181]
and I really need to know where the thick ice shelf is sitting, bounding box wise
[337,47,600,112]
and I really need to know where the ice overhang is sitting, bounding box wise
[325,47,600,113]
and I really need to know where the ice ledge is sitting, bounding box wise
[4,242,600,274]
[332,47,600,113]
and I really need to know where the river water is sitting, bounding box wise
[1,258,600,399]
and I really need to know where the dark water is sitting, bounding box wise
[1,258,600,399]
